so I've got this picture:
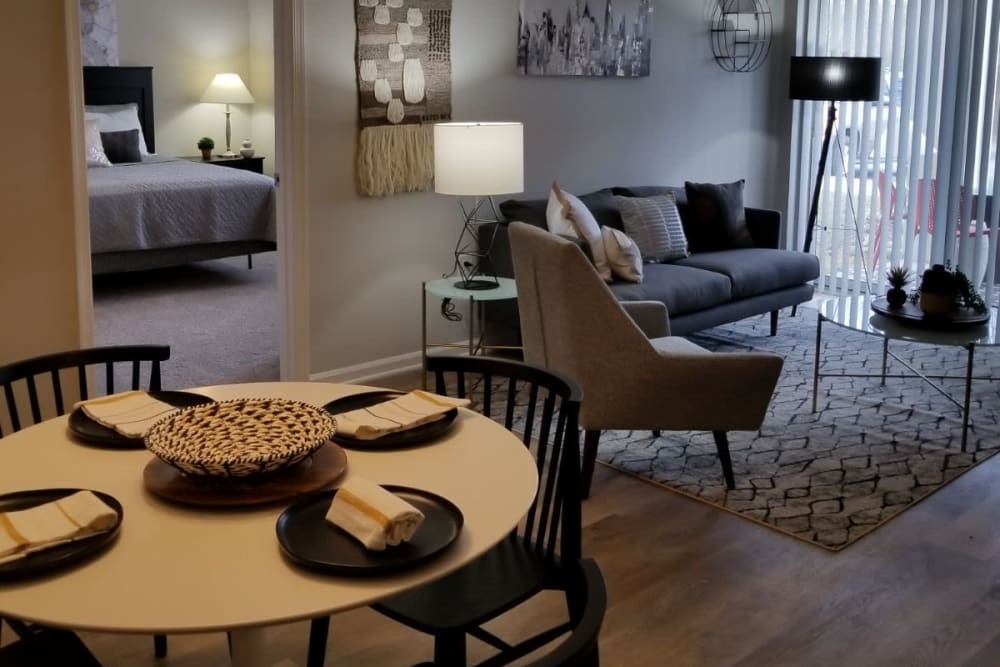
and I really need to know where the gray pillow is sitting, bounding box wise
[100,129,142,164]
[614,193,689,262]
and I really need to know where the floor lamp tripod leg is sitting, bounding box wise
[803,101,838,256]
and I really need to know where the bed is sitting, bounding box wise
[83,66,277,275]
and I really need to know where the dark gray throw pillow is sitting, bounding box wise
[683,179,754,253]
[100,129,142,164]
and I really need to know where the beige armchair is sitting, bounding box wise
[508,222,783,497]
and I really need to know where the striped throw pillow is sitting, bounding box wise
[614,193,689,262]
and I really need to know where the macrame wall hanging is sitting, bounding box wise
[355,0,453,197]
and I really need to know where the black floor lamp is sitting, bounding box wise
[789,56,882,255]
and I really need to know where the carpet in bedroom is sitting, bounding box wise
[92,253,280,389]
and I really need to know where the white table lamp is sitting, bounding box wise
[434,122,524,290]
[201,73,255,158]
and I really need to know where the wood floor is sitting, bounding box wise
[8,368,1000,666]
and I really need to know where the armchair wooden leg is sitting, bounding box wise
[153,634,167,658]
[307,617,331,667]
[770,310,779,336]
[712,431,736,490]
[582,430,601,500]
[791,305,798,317]
[652,430,661,438]
[434,630,467,667]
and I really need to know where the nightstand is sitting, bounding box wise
[182,155,265,174]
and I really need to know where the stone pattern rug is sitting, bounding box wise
[593,309,1000,551]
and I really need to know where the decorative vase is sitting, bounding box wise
[200,148,212,160]
[918,264,956,316]
[240,139,254,158]
[886,287,908,308]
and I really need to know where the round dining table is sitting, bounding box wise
[0,382,539,667]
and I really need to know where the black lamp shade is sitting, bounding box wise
[789,56,882,101]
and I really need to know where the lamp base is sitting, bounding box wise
[219,150,238,158]
[453,278,499,291]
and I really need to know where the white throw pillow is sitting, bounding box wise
[601,226,643,283]
[548,182,613,282]
[84,118,111,167]
[85,103,151,156]
[545,183,577,237]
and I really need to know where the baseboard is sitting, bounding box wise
[310,343,470,384]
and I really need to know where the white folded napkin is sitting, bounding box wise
[76,390,178,438]
[333,390,470,440]
[0,490,118,564]
[325,477,425,551]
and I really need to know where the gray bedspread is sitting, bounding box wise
[87,157,276,254]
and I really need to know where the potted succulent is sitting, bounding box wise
[197,137,215,160]
[916,263,986,317]
[885,265,911,308]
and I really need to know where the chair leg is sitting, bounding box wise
[770,310,779,336]
[153,634,167,658]
[791,305,798,317]
[712,431,736,490]
[582,430,601,500]
[307,617,330,667]
[652,430,661,438]
[434,630,467,667]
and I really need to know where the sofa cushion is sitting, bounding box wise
[674,248,820,300]
[684,180,754,252]
[601,226,643,283]
[614,193,689,262]
[549,184,613,281]
[500,188,623,230]
[609,263,732,316]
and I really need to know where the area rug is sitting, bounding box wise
[590,309,1000,551]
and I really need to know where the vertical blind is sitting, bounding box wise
[788,0,1000,304]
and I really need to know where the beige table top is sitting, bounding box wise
[0,382,538,635]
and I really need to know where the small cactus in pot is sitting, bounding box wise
[885,265,911,308]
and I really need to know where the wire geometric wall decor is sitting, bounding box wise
[711,0,772,73]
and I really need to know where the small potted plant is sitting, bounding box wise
[885,265,911,308]
[919,264,956,316]
[197,137,214,160]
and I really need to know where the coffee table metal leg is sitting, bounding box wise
[962,343,976,452]
[881,337,889,385]
[812,313,823,413]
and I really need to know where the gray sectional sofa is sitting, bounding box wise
[484,185,820,344]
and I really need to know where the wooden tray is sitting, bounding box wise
[871,296,990,329]
[143,442,348,508]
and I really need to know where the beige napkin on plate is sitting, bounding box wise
[76,390,178,438]
[0,490,118,564]
[325,477,425,551]
[332,390,470,440]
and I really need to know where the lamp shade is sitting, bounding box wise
[789,56,881,101]
[201,73,255,104]
[434,122,524,196]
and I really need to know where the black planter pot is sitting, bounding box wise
[886,288,908,308]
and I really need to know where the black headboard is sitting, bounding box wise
[82,66,155,153]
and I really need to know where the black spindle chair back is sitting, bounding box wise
[0,345,168,437]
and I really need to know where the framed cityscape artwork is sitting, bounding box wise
[517,0,653,77]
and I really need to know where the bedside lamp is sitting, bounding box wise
[434,122,524,290]
[201,73,255,158]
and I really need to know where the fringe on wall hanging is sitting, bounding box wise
[354,0,452,197]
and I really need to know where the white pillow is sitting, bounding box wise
[547,182,613,282]
[84,118,111,167]
[85,103,151,156]
[601,226,643,283]
[545,183,576,237]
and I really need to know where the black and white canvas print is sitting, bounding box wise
[517,0,653,77]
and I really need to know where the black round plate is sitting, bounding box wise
[275,486,463,576]
[68,391,215,449]
[322,391,458,450]
[0,488,123,582]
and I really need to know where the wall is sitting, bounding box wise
[116,0,253,158]
[0,3,84,365]
[248,0,276,175]
[304,0,795,376]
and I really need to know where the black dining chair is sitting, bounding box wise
[0,344,170,660]
[408,558,607,667]
[0,624,104,667]
[306,354,584,667]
